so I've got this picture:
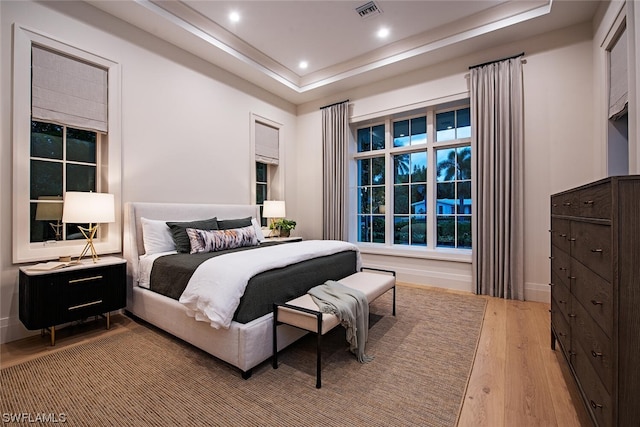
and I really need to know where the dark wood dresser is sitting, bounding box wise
[550,175,640,427]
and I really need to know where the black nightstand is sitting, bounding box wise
[19,256,126,345]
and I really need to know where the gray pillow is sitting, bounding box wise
[217,216,252,230]
[166,217,218,253]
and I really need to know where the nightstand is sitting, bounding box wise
[19,256,126,345]
[264,236,302,243]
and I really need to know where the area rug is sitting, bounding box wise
[1,286,486,427]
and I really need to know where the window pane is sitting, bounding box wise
[394,154,410,184]
[457,146,472,179]
[411,184,426,214]
[372,156,385,185]
[456,108,471,139]
[436,111,455,141]
[393,120,410,147]
[394,216,409,244]
[436,148,456,182]
[437,182,455,215]
[30,201,63,243]
[372,216,385,243]
[358,187,370,214]
[358,159,370,186]
[457,181,471,214]
[357,128,370,152]
[67,128,96,163]
[457,217,472,248]
[66,164,96,192]
[411,215,426,246]
[30,160,62,199]
[410,116,427,145]
[256,162,267,182]
[372,186,385,214]
[394,185,409,214]
[372,125,385,150]
[358,216,371,242]
[437,216,455,247]
[31,121,63,160]
[410,151,427,182]
[256,183,267,204]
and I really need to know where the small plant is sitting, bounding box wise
[270,218,296,237]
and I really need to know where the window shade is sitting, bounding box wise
[609,27,628,119]
[255,122,279,165]
[32,45,108,133]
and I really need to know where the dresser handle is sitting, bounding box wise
[549,282,555,287]
[591,248,603,253]
[559,300,566,304]
[563,202,572,206]
[68,300,102,311]
[591,350,603,358]
[591,300,603,306]
[583,200,594,205]
[568,314,576,318]
[549,256,554,260]
[559,267,567,271]
[68,275,103,284]
[568,276,576,280]
[590,400,603,410]
[552,203,558,207]
[568,237,576,242]
[560,233,567,238]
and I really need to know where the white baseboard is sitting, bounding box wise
[0,316,38,345]
[524,281,551,303]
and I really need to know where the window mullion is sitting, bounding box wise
[426,109,436,249]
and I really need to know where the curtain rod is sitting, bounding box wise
[320,99,349,110]
[469,52,525,70]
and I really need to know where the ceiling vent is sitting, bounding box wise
[355,1,383,20]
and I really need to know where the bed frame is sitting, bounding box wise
[123,202,307,378]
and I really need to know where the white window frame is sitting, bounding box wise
[12,25,122,263]
[350,102,472,263]
[250,113,284,213]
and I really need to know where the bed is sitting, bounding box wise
[123,202,359,378]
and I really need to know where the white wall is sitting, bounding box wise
[296,22,597,302]
[0,1,297,343]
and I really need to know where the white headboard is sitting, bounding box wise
[123,202,260,287]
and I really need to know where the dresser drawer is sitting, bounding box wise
[571,222,612,282]
[573,299,613,395]
[573,339,613,427]
[576,183,611,219]
[551,193,579,216]
[551,299,572,359]
[570,258,613,339]
[551,246,571,289]
[551,278,572,325]
[551,218,571,254]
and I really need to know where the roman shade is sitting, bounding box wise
[608,27,628,119]
[255,121,279,165]
[31,45,108,133]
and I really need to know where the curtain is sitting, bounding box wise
[322,101,349,240]
[32,45,108,133]
[471,57,524,300]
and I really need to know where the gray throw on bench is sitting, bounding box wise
[308,280,374,363]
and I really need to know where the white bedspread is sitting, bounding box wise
[178,240,362,329]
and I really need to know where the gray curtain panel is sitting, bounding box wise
[322,101,349,240]
[471,57,525,300]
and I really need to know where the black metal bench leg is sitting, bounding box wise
[273,303,279,369]
[392,285,396,316]
[316,312,322,389]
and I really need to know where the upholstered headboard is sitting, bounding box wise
[123,202,261,287]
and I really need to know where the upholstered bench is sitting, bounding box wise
[272,267,396,388]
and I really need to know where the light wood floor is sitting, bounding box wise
[1,289,591,426]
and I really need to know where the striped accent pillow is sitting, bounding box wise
[186,226,258,254]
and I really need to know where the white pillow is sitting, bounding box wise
[251,217,265,242]
[141,217,176,255]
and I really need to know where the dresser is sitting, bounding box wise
[550,176,640,427]
[19,256,126,345]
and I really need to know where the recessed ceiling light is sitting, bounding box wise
[377,27,390,39]
[299,61,308,70]
[229,11,240,23]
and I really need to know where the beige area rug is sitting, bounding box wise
[1,286,486,427]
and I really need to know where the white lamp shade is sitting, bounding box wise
[62,192,115,224]
[262,200,286,218]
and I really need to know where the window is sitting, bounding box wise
[30,121,100,242]
[251,114,283,225]
[352,104,472,253]
[13,26,121,263]
[256,162,269,226]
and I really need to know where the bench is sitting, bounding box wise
[272,267,396,388]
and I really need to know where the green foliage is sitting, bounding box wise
[270,218,296,232]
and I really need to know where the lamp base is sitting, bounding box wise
[76,224,100,263]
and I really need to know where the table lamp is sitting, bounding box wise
[62,192,115,263]
[262,200,285,237]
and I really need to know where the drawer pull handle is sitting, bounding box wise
[590,400,603,410]
[552,203,558,207]
[68,275,103,284]
[558,332,567,337]
[559,267,567,271]
[568,314,576,318]
[568,237,576,242]
[559,233,567,238]
[563,202,572,206]
[549,256,554,260]
[583,200,594,205]
[591,248,603,253]
[549,282,555,287]
[591,350,603,358]
[68,300,102,311]
[568,276,576,280]
[559,300,566,304]
[591,299,603,306]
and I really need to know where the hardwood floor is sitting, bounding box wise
[1,289,592,426]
